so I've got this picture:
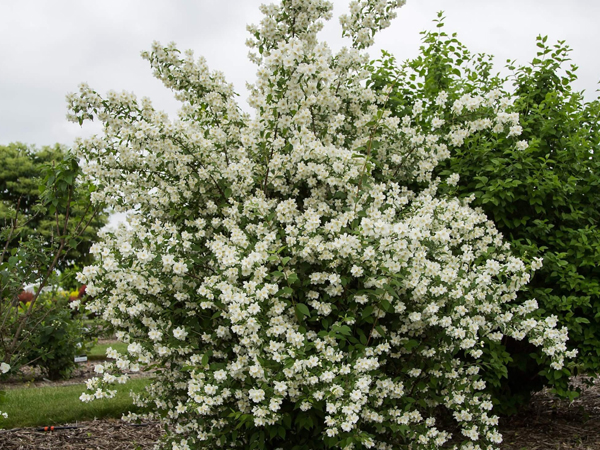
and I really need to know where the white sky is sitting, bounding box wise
[1,0,599,148]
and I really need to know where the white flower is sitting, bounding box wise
[508,125,523,137]
[172,261,188,275]
[79,393,94,402]
[300,401,312,411]
[326,428,338,437]
[69,299,81,310]
[214,370,228,382]
[173,327,188,340]
[350,265,364,277]
[127,342,142,355]
[0,362,10,374]
[148,329,162,341]
[436,91,449,105]
[248,388,265,403]
[431,117,445,129]
[136,249,154,263]
[447,173,460,186]
[516,140,529,151]
[162,254,175,266]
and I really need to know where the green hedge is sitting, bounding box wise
[369,14,600,413]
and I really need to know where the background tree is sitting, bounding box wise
[369,14,600,412]
[0,142,107,269]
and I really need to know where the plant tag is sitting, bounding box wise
[74,356,88,363]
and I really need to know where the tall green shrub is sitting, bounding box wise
[369,14,600,412]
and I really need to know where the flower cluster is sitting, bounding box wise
[69,1,572,449]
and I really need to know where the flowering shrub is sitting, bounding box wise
[369,15,598,412]
[70,1,572,448]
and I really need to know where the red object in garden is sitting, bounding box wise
[36,426,80,432]
[78,285,87,298]
[18,291,34,303]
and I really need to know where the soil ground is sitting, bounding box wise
[500,377,600,449]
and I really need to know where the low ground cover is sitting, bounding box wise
[0,377,150,429]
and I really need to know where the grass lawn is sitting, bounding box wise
[0,378,150,429]
[87,341,128,361]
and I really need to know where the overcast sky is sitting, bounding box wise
[1,0,599,149]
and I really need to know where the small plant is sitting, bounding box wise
[22,293,93,380]
[0,364,9,420]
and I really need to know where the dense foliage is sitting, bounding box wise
[0,142,107,269]
[18,292,93,380]
[71,1,572,449]
[369,15,600,411]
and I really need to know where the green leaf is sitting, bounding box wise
[361,305,374,319]
[296,303,310,318]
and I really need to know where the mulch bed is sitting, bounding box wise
[0,419,163,450]
[1,377,599,449]
[500,377,600,449]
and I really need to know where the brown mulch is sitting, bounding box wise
[500,377,600,449]
[0,419,163,449]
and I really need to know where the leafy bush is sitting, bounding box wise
[369,14,600,412]
[73,1,573,448]
[21,293,93,380]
